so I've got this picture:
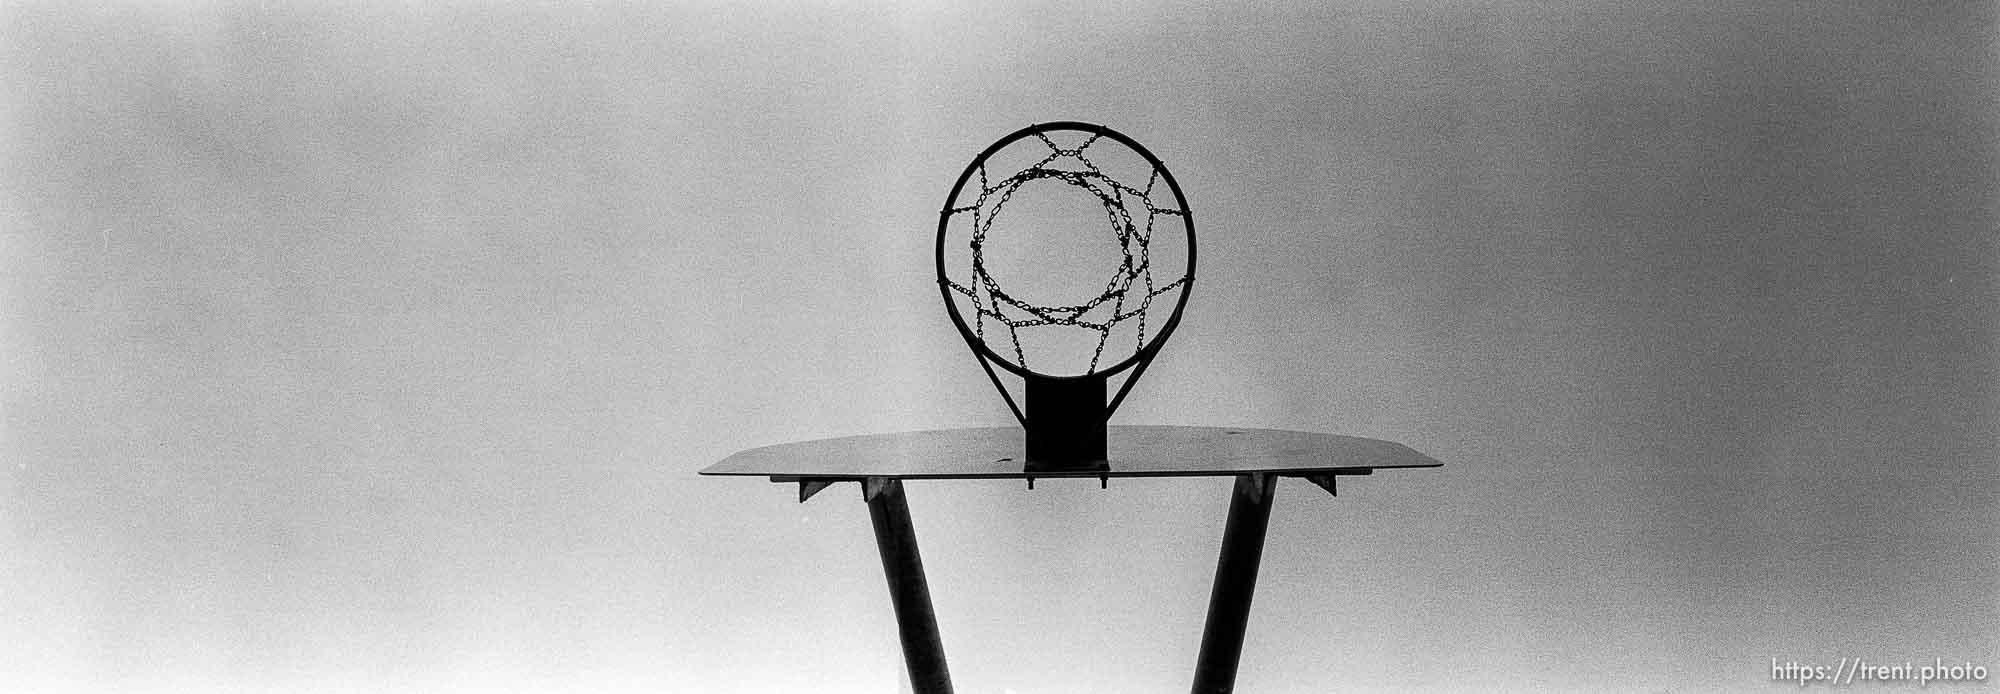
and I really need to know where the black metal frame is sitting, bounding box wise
[841,473,1345,694]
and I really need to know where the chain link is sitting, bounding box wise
[942,131,1190,374]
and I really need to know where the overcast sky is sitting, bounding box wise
[3,2,1995,693]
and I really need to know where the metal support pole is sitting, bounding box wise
[1190,473,1276,694]
[865,478,955,694]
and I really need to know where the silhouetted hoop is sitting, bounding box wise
[936,122,1196,385]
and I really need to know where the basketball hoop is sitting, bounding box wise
[702,121,1441,694]
[937,122,1195,470]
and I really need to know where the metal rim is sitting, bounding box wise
[935,121,1196,381]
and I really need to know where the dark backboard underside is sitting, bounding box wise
[700,425,1443,481]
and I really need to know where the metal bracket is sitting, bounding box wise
[1021,476,1109,490]
[1304,474,1336,497]
[799,480,837,503]
[1301,469,1372,498]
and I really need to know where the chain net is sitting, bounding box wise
[942,131,1190,376]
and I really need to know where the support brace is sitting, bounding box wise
[864,478,954,694]
[1190,473,1276,694]
[798,473,1368,694]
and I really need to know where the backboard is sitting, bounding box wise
[699,425,1441,483]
